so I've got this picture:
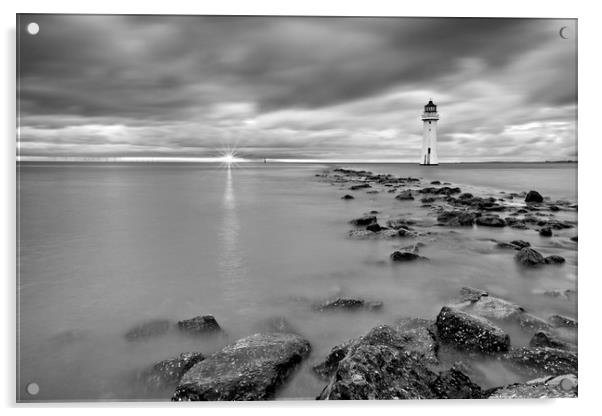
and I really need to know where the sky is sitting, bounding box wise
[17,15,577,162]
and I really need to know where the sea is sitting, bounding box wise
[16,162,578,401]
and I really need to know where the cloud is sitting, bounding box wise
[17,15,577,161]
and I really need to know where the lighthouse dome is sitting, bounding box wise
[424,100,437,112]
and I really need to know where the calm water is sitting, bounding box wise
[17,162,578,401]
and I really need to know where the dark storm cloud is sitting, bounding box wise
[17,15,577,161]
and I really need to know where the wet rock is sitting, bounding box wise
[435,306,510,353]
[395,190,414,200]
[390,251,425,262]
[347,229,400,240]
[125,319,172,341]
[459,287,488,302]
[525,190,544,203]
[177,315,221,335]
[385,218,416,229]
[504,217,528,229]
[475,215,505,227]
[317,324,481,400]
[499,347,577,378]
[341,194,354,200]
[543,289,576,300]
[350,183,371,190]
[172,333,311,401]
[437,210,477,226]
[544,255,566,264]
[487,374,577,399]
[313,297,383,312]
[539,227,553,237]
[458,193,473,199]
[529,331,577,351]
[549,205,560,212]
[366,223,384,233]
[137,352,205,391]
[511,240,531,249]
[570,236,578,242]
[349,215,377,226]
[496,241,521,250]
[515,247,546,266]
[548,314,577,328]
[430,180,441,185]
[421,196,437,203]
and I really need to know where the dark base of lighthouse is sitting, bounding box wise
[419,163,439,166]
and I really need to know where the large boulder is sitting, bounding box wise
[316,325,482,400]
[136,352,205,392]
[125,319,172,341]
[499,347,577,379]
[435,306,510,353]
[487,374,577,399]
[177,315,221,335]
[172,333,311,401]
[525,190,544,203]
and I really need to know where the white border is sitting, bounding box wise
[3,1,601,415]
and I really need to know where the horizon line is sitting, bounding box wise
[16,156,577,164]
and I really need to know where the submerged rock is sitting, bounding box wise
[313,297,383,312]
[437,210,477,226]
[544,255,566,264]
[390,251,425,262]
[137,352,205,392]
[475,215,506,227]
[529,331,577,352]
[511,240,531,249]
[341,194,355,200]
[539,227,553,237]
[548,314,577,328]
[125,319,172,341]
[487,374,577,399]
[172,333,311,401]
[459,287,489,302]
[515,247,546,266]
[177,315,221,335]
[395,190,414,201]
[350,183,371,191]
[499,347,577,378]
[366,223,385,232]
[435,306,510,353]
[349,215,377,226]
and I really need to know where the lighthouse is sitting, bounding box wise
[420,100,439,165]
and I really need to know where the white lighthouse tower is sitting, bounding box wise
[420,100,439,165]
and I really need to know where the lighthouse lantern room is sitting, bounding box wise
[420,100,439,165]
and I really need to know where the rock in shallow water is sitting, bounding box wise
[529,331,576,352]
[475,215,506,227]
[390,251,426,262]
[525,190,544,203]
[137,352,205,392]
[435,306,510,353]
[313,297,383,312]
[515,247,546,266]
[349,215,377,226]
[172,333,311,401]
[499,347,577,378]
[177,315,221,335]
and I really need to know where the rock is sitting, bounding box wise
[430,180,441,185]
[496,241,521,250]
[350,183,371,190]
[316,325,481,400]
[172,333,311,401]
[390,251,425,262]
[539,227,553,237]
[347,229,400,240]
[487,374,577,399]
[459,286,489,302]
[525,190,544,203]
[395,190,414,200]
[349,215,377,226]
[475,215,506,227]
[570,236,578,242]
[125,319,172,341]
[529,331,576,351]
[510,240,531,249]
[435,306,510,353]
[421,197,437,203]
[549,205,560,212]
[458,193,473,199]
[313,297,383,312]
[386,218,416,229]
[499,347,577,378]
[437,210,477,226]
[544,255,566,264]
[366,223,384,232]
[341,194,354,200]
[137,352,205,391]
[177,315,221,335]
[548,314,577,328]
[515,247,546,266]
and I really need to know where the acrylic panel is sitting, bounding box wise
[16,14,578,402]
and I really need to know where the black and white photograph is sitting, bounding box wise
[16,13,578,402]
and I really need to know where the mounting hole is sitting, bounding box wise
[27,22,40,35]
[26,382,40,395]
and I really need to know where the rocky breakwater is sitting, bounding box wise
[172,333,311,401]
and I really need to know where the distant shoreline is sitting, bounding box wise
[16,159,578,164]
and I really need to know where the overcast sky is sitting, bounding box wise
[18,15,577,162]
